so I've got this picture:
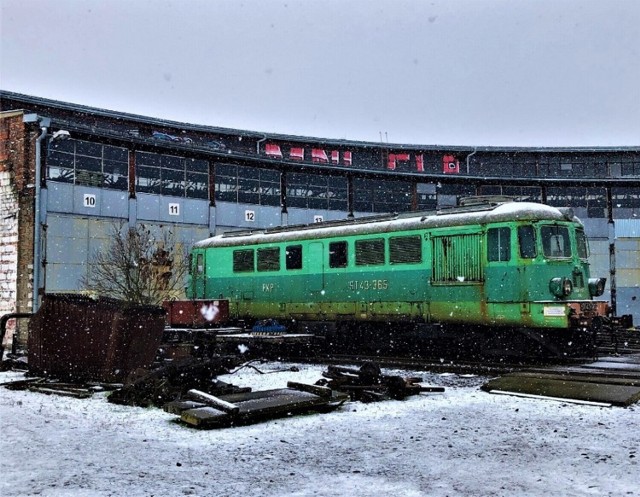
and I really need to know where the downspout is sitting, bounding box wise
[33,124,49,312]
[256,134,267,154]
[606,187,617,316]
[466,147,477,174]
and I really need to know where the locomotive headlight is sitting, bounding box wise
[549,277,573,298]
[588,277,606,297]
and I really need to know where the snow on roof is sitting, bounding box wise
[194,201,579,249]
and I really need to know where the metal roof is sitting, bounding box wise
[194,201,577,248]
[2,90,639,154]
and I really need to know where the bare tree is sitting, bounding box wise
[80,223,189,305]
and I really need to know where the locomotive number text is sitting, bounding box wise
[348,279,389,291]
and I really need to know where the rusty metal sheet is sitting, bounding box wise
[163,299,229,327]
[28,294,165,382]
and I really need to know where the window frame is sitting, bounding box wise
[576,229,589,260]
[517,225,537,259]
[257,247,281,272]
[355,238,385,266]
[196,253,204,274]
[285,245,303,270]
[541,225,572,259]
[389,235,423,264]
[329,241,348,268]
[233,249,255,272]
[487,227,512,262]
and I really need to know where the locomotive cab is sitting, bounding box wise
[509,218,609,330]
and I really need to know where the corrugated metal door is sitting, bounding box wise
[45,215,113,292]
[432,233,484,283]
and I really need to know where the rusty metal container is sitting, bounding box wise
[163,299,229,328]
[28,294,165,382]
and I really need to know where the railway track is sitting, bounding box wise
[298,349,640,407]
[293,352,588,377]
[165,323,640,377]
[287,329,640,376]
[162,326,640,406]
[172,325,639,378]
[300,330,640,377]
[596,327,640,355]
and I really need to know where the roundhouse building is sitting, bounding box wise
[1,91,638,349]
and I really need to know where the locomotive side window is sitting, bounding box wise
[329,241,348,268]
[257,247,280,271]
[541,225,571,258]
[196,253,204,274]
[390,235,422,264]
[517,225,537,259]
[487,227,511,262]
[286,245,303,270]
[355,238,385,266]
[576,229,589,259]
[233,249,254,272]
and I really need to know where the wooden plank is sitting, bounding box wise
[232,389,322,413]
[1,378,44,390]
[166,386,350,429]
[180,388,331,428]
[287,381,332,398]
[163,400,207,415]
[28,386,93,399]
[181,407,228,427]
[413,385,446,393]
[187,389,240,415]
[360,390,386,402]
[484,375,640,407]
[511,371,640,387]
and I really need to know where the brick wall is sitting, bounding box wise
[0,111,35,351]
[0,171,18,307]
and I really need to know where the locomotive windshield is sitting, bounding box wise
[541,225,571,258]
[517,225,537,259]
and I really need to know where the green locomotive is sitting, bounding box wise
[186,197,615,356]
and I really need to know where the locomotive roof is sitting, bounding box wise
[193,201,580,248]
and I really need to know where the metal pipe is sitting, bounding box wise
[466,147,477,174]
[606,187,617,316]
[0,312,32,358]
[33,124,48,312]
[256,134,267,154]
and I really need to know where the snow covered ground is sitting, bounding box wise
[1,362,638,497]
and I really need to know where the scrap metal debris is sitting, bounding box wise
[163,361,444,429]
[1,377,120,398]
[2,355,445,431]
[108,356,245,407]
[163,382,349,429]
[316,362,445,402]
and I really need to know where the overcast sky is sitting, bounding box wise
[2,0,639,147]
